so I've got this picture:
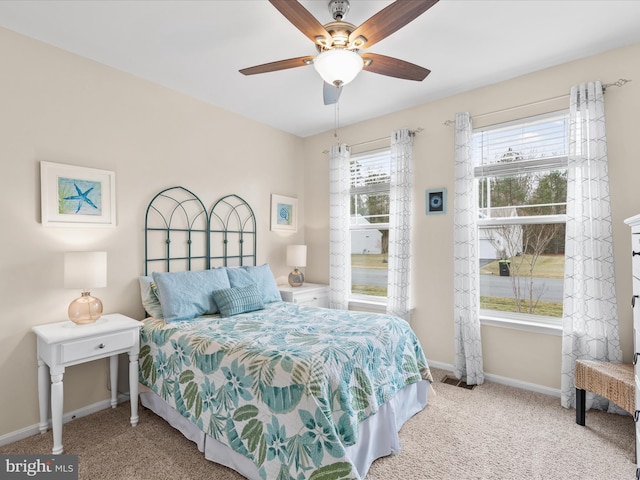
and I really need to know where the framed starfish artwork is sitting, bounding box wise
[40,161,116,227]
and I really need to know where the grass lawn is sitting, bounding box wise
[481,296,563,317]
[480,254,565,278]
[351,253,388,269]
[352,285,387,296]
[354,253,564,277]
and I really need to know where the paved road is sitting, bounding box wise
[352,267,388,287]
[480,275,564,303]
[352,267,563,302]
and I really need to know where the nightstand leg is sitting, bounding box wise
[37,359,49,434]
[50,373,64,454]
[109,356,118,408]
[129,352,139,427]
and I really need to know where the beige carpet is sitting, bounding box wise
[1,368,635,479]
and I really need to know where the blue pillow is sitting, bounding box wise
[226,264,281,303]
[212,285,265,317]
[152,269,231,322]
[138,276,164,319]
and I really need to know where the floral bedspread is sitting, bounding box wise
[139,301,432,480]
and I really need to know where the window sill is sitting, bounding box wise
[347,303,563,335]
[349,297,387,312]
[480,312,562,336]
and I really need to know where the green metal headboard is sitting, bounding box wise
[209,194,257,268]
[144,187,256,275]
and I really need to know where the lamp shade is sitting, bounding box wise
[286,245,307,268]
[313,49,363,87]
[64,252,107,289]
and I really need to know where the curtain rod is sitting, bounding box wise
[323,127,423,154]
[349,127,423,149]
[442,78,632,126]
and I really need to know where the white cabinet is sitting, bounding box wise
[279,283,330,308]
[624,214,640,479]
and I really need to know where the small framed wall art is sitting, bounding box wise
[41,161,116,227]
[270,194,297,232]
[425,188,447,215]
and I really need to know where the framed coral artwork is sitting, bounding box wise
[270,194,297,232]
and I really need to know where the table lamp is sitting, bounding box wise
[64,251,107,325]
[286,245,307,287]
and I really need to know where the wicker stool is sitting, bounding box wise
[574,359,634,426]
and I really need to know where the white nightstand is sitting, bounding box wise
[32,313,141,454]
[279,283,330,308]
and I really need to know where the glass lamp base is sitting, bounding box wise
[68,291,103,325]
[288,269,305,287]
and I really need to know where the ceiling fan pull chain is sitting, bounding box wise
[334,101,341,142]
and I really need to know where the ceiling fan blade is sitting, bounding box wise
[269,0,332,47]
[240,56,314,76]
[323,82,342,105]
[349,0,439,49]
[361,53,430,81]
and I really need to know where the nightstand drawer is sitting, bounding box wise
[61,330,136,364]
[279,283,330,308]
[292,291,328,307]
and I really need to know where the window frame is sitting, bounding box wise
[473,111,569,332]
[348,148,391,306]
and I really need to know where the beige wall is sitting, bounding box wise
[2,21,639,440]
[303,42,640,390]
[0,27,304,437]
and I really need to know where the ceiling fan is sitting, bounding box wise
[240,0,439,105]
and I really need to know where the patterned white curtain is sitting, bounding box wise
[453,112,484,385]
[329,144,351,310]
[387,128,414,320]
[560,81,621,410]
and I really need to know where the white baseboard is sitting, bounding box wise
[0,393,130,448]
[427,359,561,398]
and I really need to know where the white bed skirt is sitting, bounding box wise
[140,380,429,479]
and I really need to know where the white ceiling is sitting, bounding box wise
[1,0,640,137]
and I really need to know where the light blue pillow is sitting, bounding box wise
[212,285,265,317]
[226,264,281,303]
[138,276,164,319]
[152,269,231,322]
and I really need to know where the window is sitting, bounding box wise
[473,111,569,326]
[350,148,391,301]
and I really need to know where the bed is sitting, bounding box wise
[138,187,433,480]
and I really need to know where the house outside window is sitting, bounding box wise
[350,148,391,301]
[473,111,569,327]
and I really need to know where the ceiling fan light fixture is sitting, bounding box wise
[349,35,367,49]
[313,48,363,87]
